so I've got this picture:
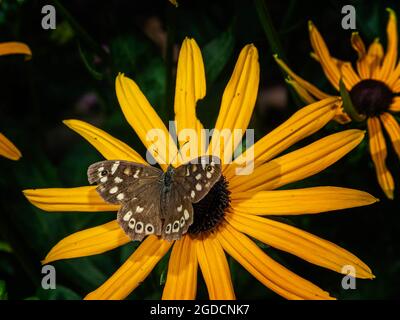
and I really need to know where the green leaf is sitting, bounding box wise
[339,78,366,122]
[36,285,81,300]
[203,28,235,84]
[0,280,8,300]
[0,241,12,253]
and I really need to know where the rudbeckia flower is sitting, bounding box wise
[275,9,400,199]
[0,41,31,160]
[24,38,377,300]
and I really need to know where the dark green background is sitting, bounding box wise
[0,0,399,300]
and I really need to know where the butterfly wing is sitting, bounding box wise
[88,160,162,203]
[160,155,222,240]
[174,155,222,203]
[117,183,163,241]
[160,186,193,241]
[88,160,163,241]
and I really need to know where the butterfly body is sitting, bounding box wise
[87,156,221,241]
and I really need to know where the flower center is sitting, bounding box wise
[349,79,393,116]
[188,175,231,235]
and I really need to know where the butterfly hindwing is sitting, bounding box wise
[173,155,222,203]
[117,182,163,241]
[160,186,194,241]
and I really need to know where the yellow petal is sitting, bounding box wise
[340,62,360,90]
[231,186,378,215]
[174,38,206,160]
[351,33,370,79]
[367,38,384,79]
[379,9,398,81]
[381,112,400,160]
[0,132,22,160]
[23,186,119,212]
[351,32,366,57]
[227,212,374,279]
[0,41,31,59]
[85,236,172,300]
[389,97,400,112]
[63,120,146,163]
[285,78,317,104]
[43,220,130,264]
[367,117,394,199]
[274,55,331,100]
[115,73,178,170]
[218,223,334,300]
[162,235,198,300]
[388,66,400,92]
[209,44,259,168]
[225,97,339,180]
[308,21,341,90]
[195,233,235,299]
[230,129,364,193]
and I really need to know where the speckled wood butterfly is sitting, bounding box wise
[87,156,221,241]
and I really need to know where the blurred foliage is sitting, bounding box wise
[0,0,399,300]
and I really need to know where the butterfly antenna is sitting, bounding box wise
[170,141,189,166]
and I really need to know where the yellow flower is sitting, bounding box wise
[0,41,31,160]
[24,38,377,300]
[275,9,400,199]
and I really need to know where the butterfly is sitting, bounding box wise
[87,156,222,241]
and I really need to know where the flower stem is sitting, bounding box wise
[254,0,286,61]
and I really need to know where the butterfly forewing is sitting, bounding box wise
[173,155,222,203]
[87,160,162,203]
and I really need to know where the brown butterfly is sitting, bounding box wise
[88,156,221,241]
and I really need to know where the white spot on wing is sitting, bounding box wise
[145,224,154,235]
[114,177,123,183]
[196,183,202,191]
[191,190,195,199]
[136,206,144,213]
[135,222,144,233]
[109,186,118,194]
[123,210,132,221]
[177,205,182,212]
[206,172,212,179]
[184,209,190,220]
[134,169,140,178]
[195,173,202,180]
[117,193,125,200]
[172,220,180,232]
[111,161,120,175]
[128,218,136,229]
[100,176,108,183]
